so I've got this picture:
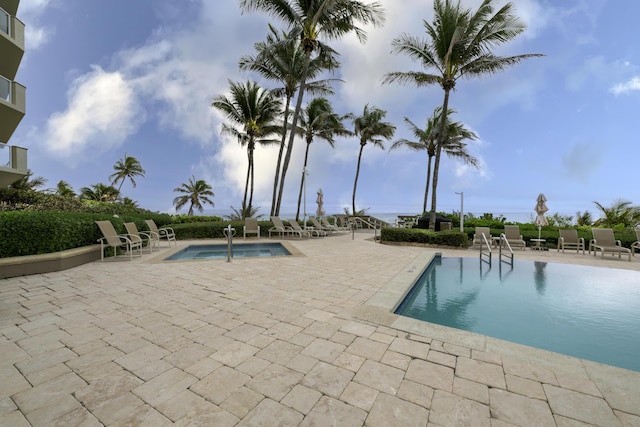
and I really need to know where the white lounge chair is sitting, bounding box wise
[557,229,585,254]
[124,222,158,253]
[590,228,631,261]
[96,220,143,261]
[145,219,176,246]
[471,227,492,249]
[632,228,640,256]
[504,225,526,250]
[269,216,294,238]
[243,218,260,240]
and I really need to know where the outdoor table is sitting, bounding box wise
[530,238,546,251]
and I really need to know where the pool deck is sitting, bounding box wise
[1,231,639,426]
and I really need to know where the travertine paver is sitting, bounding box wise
[1,232,639,426]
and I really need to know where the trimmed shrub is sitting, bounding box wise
[381,227,467,247]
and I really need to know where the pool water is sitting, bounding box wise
[165,243,291,260]
[395,256,640,372]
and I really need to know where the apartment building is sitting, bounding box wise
[0,0,27,187]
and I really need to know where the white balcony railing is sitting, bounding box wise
[0,143,11,167]
[0,75,10,102]
[0,7,9,36]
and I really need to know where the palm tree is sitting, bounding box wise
[55,180,76,198]
[173,176,215,216]
[293,97,351,220]
[239,24,338,216]
[383,0,542,229]
[351,104,396,216]
[109,153,146,194]
[239,0,385,215]
[575,210,593,226]
[593,199,640,228]
[79,183,119,202]
[212,80,281,211]
[226,203,263,221]
[8,169,47,191]
[390,107,478,213]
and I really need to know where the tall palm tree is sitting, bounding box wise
[173,176,215,216]
[79,183,119,202]
[55,180,76,198]
[212,80,281,211]
[8,169,47,191]
[383,0,542,229]
[351,104,396,216]
[390,107,478,213]
[240,0,385,215]
[239,24,339,216]
[109,153,146,194]
[293,97,351,220]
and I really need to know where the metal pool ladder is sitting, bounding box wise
[479,232,514,267]
[479,233,492,266]
[497,233,514,267]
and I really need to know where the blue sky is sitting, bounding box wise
[10,0,640,222]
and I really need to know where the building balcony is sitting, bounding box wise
[0,143,27,187]
[0,75,25,143]
[0,7,25,79]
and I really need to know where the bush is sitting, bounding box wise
[381,227,467,247]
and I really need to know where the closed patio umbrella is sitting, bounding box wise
[534,193,549,240]
[316,188,325,217]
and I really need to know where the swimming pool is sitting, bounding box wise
[395,256,640,372]
[164,242,291,260]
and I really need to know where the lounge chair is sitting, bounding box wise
[124,222,158,254]
[95,220,143,261]
[321,217,349,232]
[144,219,176,246]
[269,216,294,238]
[289,219,326,238]
[504,225,526,250]
[632,229,640,256]
[557,229,585,254]
[590,228,631,261]
[285,220,312,238]
[310,217,336,235]
[471,227,492,249]
[243,218,260,240]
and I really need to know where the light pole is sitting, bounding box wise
[455,191,464,232]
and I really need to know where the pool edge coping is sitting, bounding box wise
[353,249,640,397]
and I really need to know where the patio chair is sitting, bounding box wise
[310,217,336,235]
[284,220,312,239]
[557,229,585,254]
[95,220,143,261]
[269,216,294,238]
[124,222,158,254]
[590,228,631,261]
[471,227,492,249]
[632,229,640,256]
[321,217,349,232]
[144,219,176,246]
[243,217,260,240]
[504,225,526,250]
[289,219,326,238]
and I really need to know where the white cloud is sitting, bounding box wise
[610,76,640,95]
[43,66,143,161]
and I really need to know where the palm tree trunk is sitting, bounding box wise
[275,53,312,216]
[429,88,452,230]
[352,144,365,216]
[271,95,292,216]
[248,147,255,213]
[295,141,312,221]
[423,156,433,214]
[243,149,251,210]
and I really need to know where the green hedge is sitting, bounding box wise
[382,227,467,247]
[172,221,274,239]
[0,211,174,257]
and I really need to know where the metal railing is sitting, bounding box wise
[479,233,492,266]
[497,233,514,267]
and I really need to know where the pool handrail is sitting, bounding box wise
[479,232,492,266]
[498,233,514,266]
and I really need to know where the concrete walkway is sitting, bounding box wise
[1,231,639,426]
